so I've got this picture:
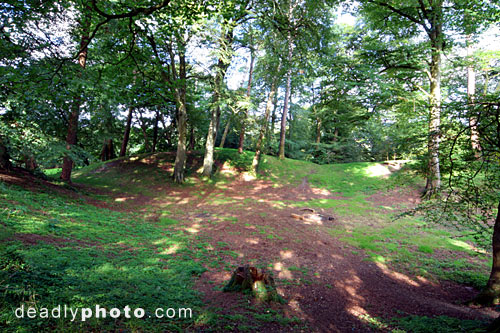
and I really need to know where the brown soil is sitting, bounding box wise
[1,162,497,332]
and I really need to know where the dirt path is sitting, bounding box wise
[3,165,495,331]
[138,175,496,331]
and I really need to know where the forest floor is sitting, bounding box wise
[1,149,498,332]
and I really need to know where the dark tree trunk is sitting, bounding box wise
[238,46,255,154]
[188,124,195,151]
[252,74,278,172]
[266,91,279,154]
[61,102,80,181]
[138,114,150,152]
[278,31,294,160]
[172,49,188,183]
[467,36,481,158]
[60,10,90,182]
[0,139,11,170]
[120,107,134,157]
[100,139,116,161]
[24,155,38,171]
[152,110,159,153]
[219,119,231,148]
[202,26,234,177]
[475,201,500,306]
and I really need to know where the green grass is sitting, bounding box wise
[328,218,489,289]
[2,151,494,331]
[0,183,205,332]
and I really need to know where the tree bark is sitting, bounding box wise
[467,36,481,158]
[137,111,151,152]
[278,32,294,160]
[252,75,278,172]
[172,50,188,183]
[219,119,231,148]
[238,42,255,154]
[119,107,134,157]
[0,139,12,170]
[202,26,234,177]
[423,5,443,198]
[100,139,115,161]
[152,110,159,153]
[188,123,195,151]
[61,9,90,182]
[475,201,500,306]
[266,90,279,153]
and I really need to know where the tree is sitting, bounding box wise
[60,5,91,182]
[202,0,250,176]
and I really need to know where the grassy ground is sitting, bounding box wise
[0,149,494,332]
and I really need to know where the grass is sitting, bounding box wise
[0,183,205,332]
[1,149,494,331]
[327,218,489,289]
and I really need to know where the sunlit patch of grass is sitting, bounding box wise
[328,217,489,288]
[0,183,206,331]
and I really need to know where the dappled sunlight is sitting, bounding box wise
[160,243,180,255]
[447,238,486,254]
[245,238,259,244]
[280,250,294,259]
[375,262,420,287]
[364,164,392,178]
[241,172,256,181]
[185,223,201,233]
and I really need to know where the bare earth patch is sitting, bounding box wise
[2,164,495,331]
[137,174,495,331]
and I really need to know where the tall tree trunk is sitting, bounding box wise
[0,139,11,170]
[475,201,500,306]
[219,119,231,148]
[278,32,294,160]
[188,124,195,151]
[100,139,115,161]
[424,11,443,197]
[467,36,481,158]
[152,110,159,153]
[173,53,188,184]
[238,41,255,154]
[315,114,321,144]
[266,90,279,153]
[252,74,279,172]
[138,111,151,152]
[202,26,234,177]
[61,10,90,182]
[120,107,134,157]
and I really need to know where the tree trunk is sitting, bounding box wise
[120,107,134,157]
[188,124,195,151]
[467,36,481,158]
[100,139,116,161]
[61,102,80,181]
[475,201,500,306]
[202,26,234,177]
[316,115,322,144]
[138,112,151,152]
[423,12,443,197]
[278,33,293,160]
[60,10,90,182]
[252,75,278,172]
[238,45,255,154]
[152,110,159,153]
[219,119,231,148]
[266,91,279,154]
[173,53,188,184]
[0,139,11,170]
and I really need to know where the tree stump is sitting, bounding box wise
[223,265,282,302]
